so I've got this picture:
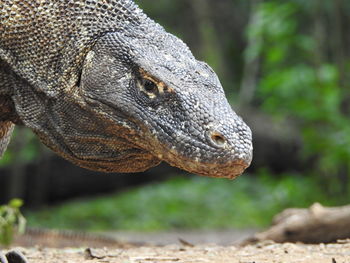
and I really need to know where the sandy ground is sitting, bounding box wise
[11,229,258,248]
[2,230,349,262]
[3,241,350,263]
[104,230,259,246]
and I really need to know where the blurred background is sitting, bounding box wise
[1,0,350,234]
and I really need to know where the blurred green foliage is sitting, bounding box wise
[25,172,348,231]
[0,199,26,246]
[247,1,350,193]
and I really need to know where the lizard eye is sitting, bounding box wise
[143,79,158,93]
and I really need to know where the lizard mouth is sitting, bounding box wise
[160,148,250,179]
[129,148,249,179]
[141,131,251,179]
[173,158,249,179]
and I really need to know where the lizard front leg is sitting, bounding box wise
[0,121,14,158]
[0,250,28,263]
[0,95,19,158]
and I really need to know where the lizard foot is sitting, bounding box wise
[0,251,28,263]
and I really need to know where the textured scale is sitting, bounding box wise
[1,0,141,94]
[0,0,253,178]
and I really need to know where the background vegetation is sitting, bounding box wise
[0,200,26,246]
[1,0,350,231]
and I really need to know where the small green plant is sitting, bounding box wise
[0,199,26,246]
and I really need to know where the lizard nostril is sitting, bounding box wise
[210,132,227,147]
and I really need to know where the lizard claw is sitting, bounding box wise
[0,252,8,263]
[0,251,28,263]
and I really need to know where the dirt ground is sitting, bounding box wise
[2,230,349,262]
[4,240,350,263]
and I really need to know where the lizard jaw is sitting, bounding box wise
[139,129,252,179]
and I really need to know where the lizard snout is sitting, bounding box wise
[204,119,253,171]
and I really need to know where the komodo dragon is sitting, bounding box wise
[0,0,252,179]
[1,1,253,261]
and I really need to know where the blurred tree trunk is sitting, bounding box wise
[332,0,346,87]
[190,0,225,76]
[312,0,326,67]
[239,0,262,106]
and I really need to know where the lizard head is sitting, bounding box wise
[80,24,252,179]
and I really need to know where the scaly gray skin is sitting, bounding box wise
[0,0,252,178]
